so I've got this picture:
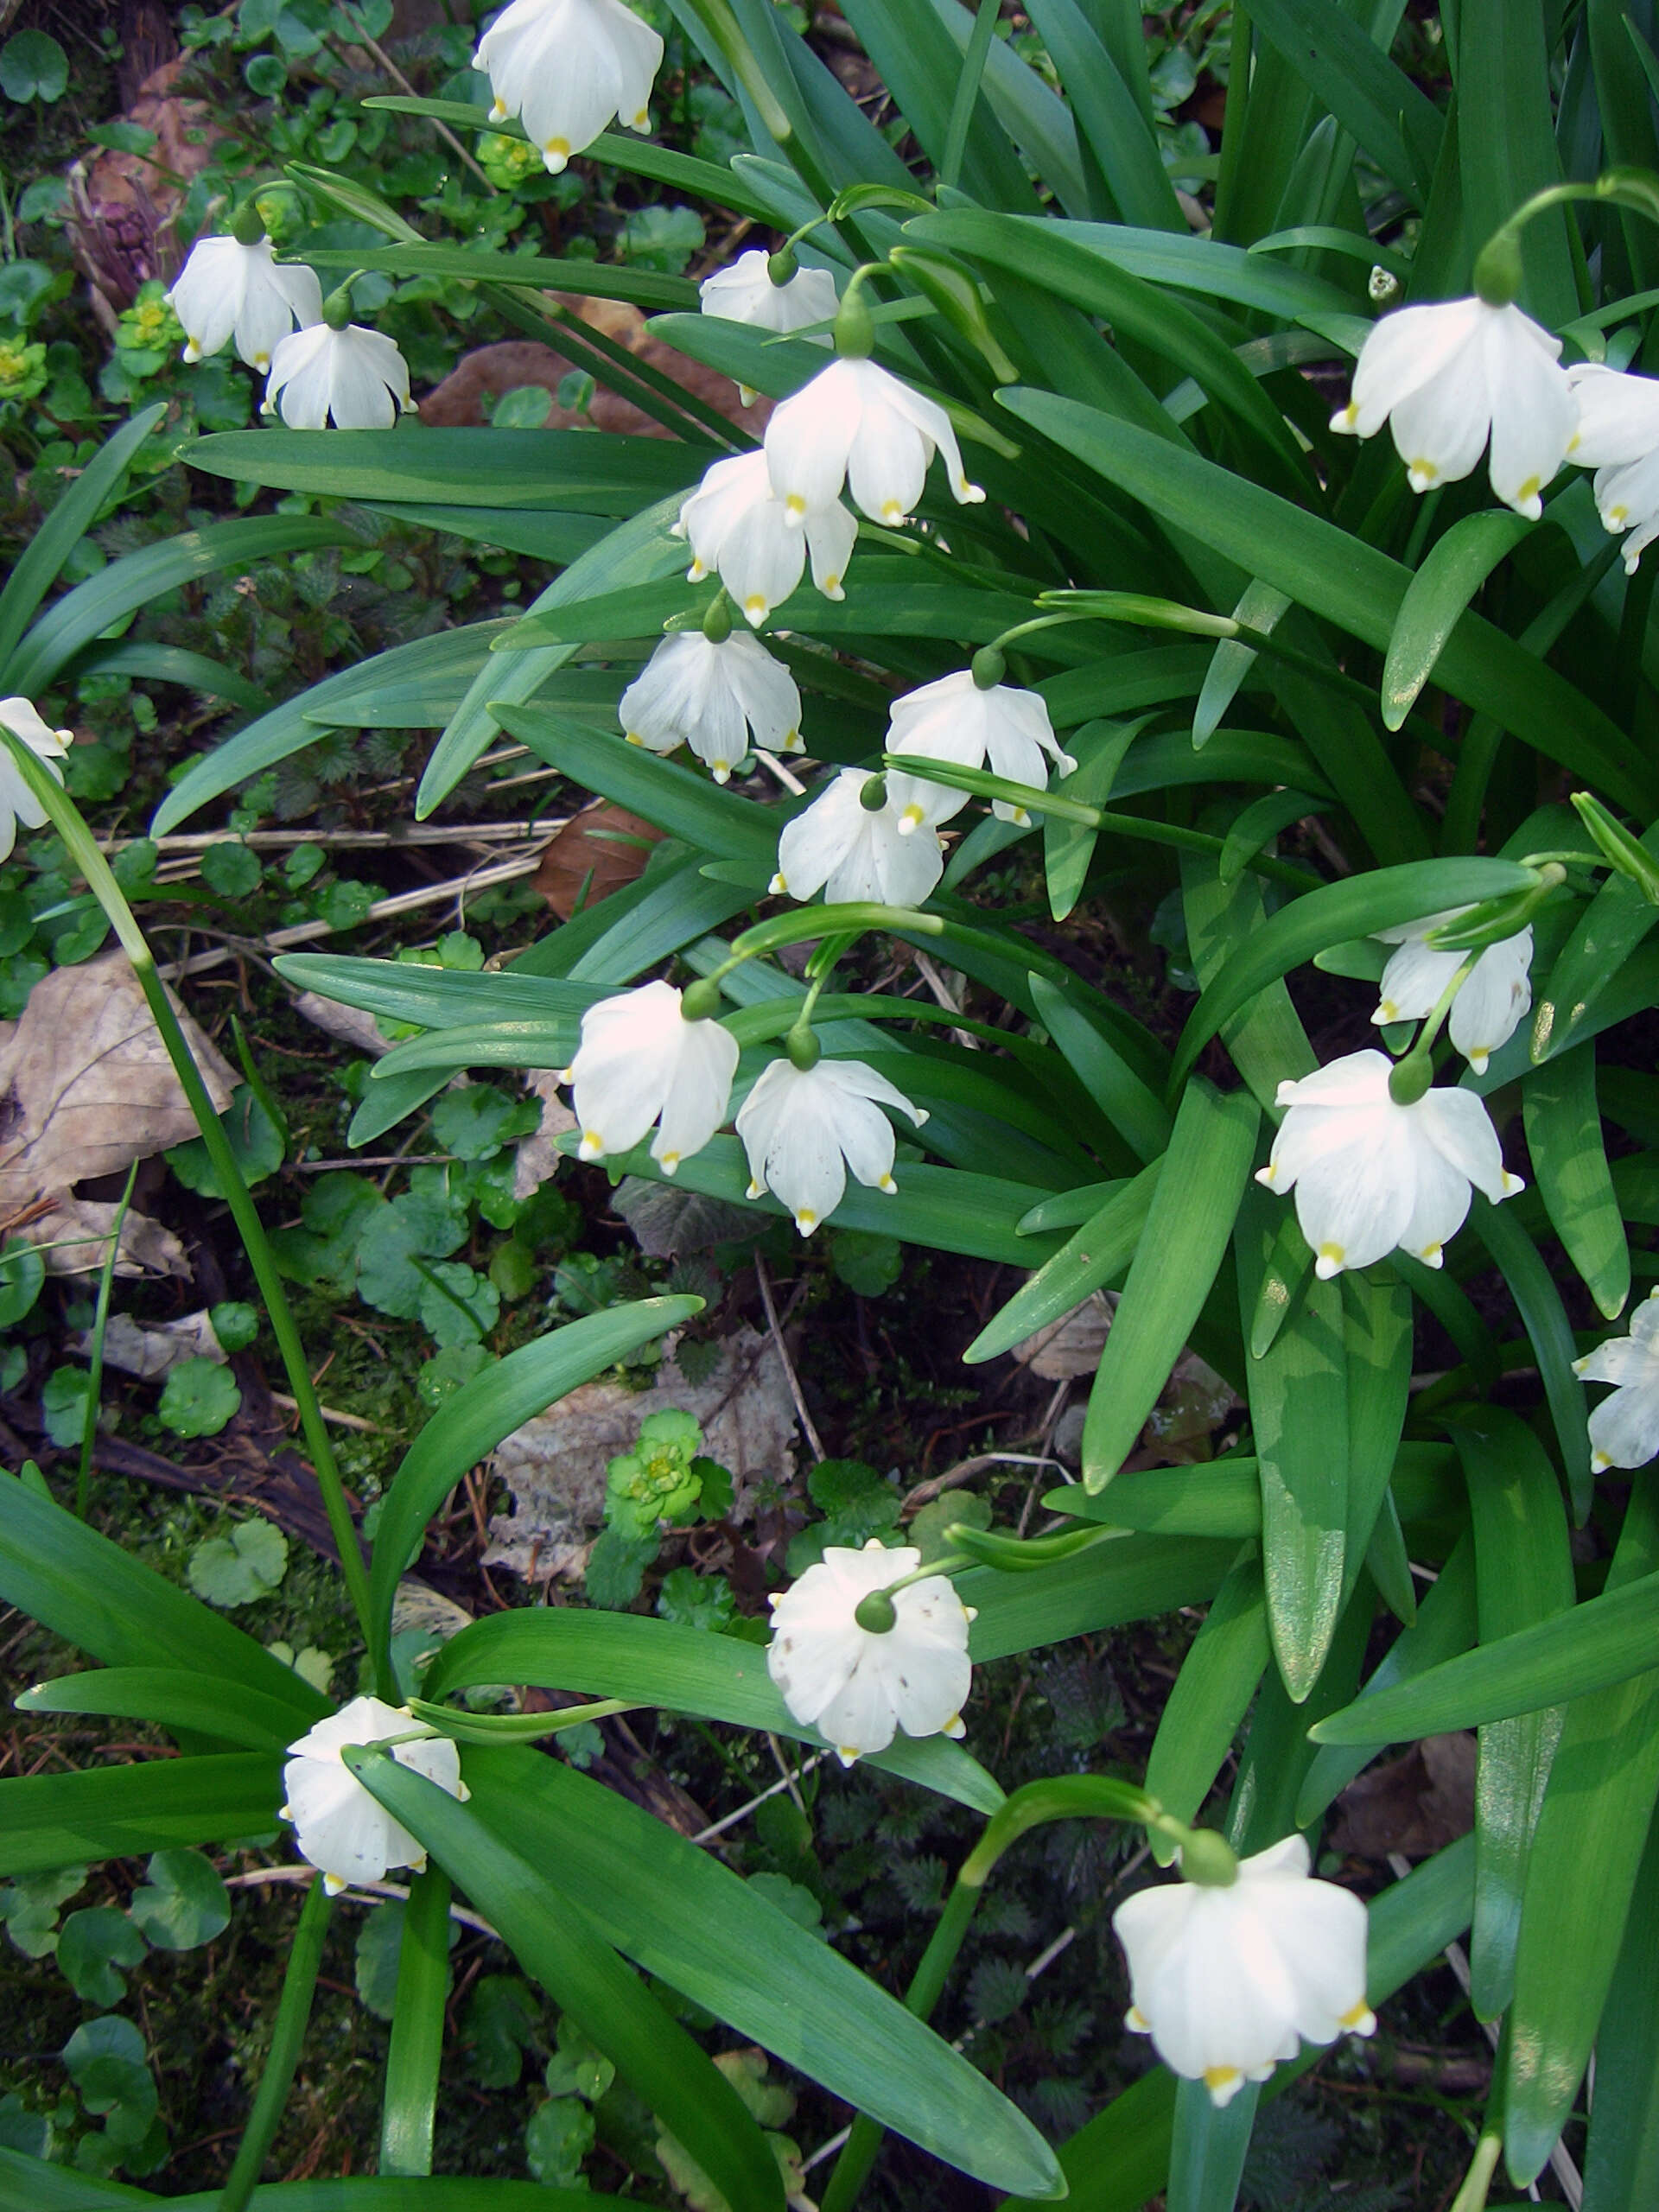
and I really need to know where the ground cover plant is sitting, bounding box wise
[10,2,1659,2209]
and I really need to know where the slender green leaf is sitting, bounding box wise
[16,1667,302,1753]
[350,1752,783,2212]
[1,2141,608,2209]
[1381,511,1534,731]
[420,1608,1003,1813]
[1457,0,1575,327]
[0,1754,279,1878]
[1245,0,1442,200]
[1471,1196,1592,1523]
[1081,1079,1259,1491]
[69,640,272,715]
[183,428,702,511]
[966,1166,1156,1365]
[1143,1550,1269,1861]
[369,1300,700,1662]
[1023,0,1186,230]
[1524,1045,1630,1320]
[306,242,696,311]
[1581,1801,1659,2212]
[1341,1270,1414,1611]
[1030,975,1171,1162]
[1459,1413,1574,2020]
[381,1867,450,2178]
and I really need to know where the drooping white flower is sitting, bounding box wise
[0,696,71,863]
[264,323,414,430]
[281,1695,467,1896]
[766,1537,972,1764]
[675,449,857,626]
[1565,361,1659,569]
[474,0,663,173]
[1330,297,1576,518]
[1255,1048,1522,1278]
[884,669,1076,833]
[1574,1288,1659,1470]
[1113,1834,1375,2107]
[771,768,944,906]
[765,357,985,526]
[563,978,739,1173]
[166,235,322,371]
[700,250,837,405]
[619,631,802,783]
[1371,912,1533,1073]
[736,1056,926,1236]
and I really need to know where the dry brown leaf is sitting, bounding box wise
[1011,1292,1114,1379]
[1329,1732,1478,1859]
[0,953,235,1274]
[511,1069,578,1200]
[533,800,665,920]
[485,1326,798,1582]
[71,1308,226,1380]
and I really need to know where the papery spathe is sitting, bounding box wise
[563,978,739,1173]
[264,323,414,430]
[0,696,71,864]
[675,449,857,626]
[767,1538,972,1763]
[167,235,322,370]
[474,0,662,172]
[765,357,984,526]
[281,1695,467,1895]
[1574,1288,1659,1470]
[619,631,802,783]
[884,670,1076,832]
[736,1056,926,1235]
[1331,296,1575,518]
[1372,912,1533,1073]
[1257,1048,1522,1276]
[772,769,944,906]
[1113,1835,1374,2106]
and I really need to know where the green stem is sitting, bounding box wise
[940,0,1002,194]
[76,1160,137,1521]
[0,731,375,1650]
[217,1875,333,2212]
[720,902,945,979]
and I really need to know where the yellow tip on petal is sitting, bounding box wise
[820,572,842,596]
[1126,2006,1152,2034]
[543,139,571,172]
[1255,1163,1278,1185]
[658,1152,680,1174]
[879,1173,897,1193]
[710,761,731,782]
[1501,1170,1522,1194]
[1332,401,1359,433]
[324,1873,347,1895]
[1340,2000,1376,2035]
[783,728,802,752]
[1315,1243,1345,1278]
[784,494,806,522]
[795,1208,818,1234]
[1592,1449,1612,1471]
[943,1713,965,1738]
[625,731,645,747]
[769,872,787,894]
[687,558,708,580]
[746,1179,765,1200]
[898,804,925,835]
[743,594,768,621]
[1417,1242,1443,1266]
[1204,2068,1243,2100]
[836,1746,861,1766]
[1408,459,1439,490]
[490,99,507,121]
[880,499,905,522]
[1567,429,1581,454]
[630,109,650,130]
[1377,1000,1397,1022]
[1513,474,1541,508]
[578,1132,605,1161]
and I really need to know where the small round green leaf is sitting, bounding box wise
[187,1516,288,1606]
[0,1239,45,1328]
[55,1908,147,2005]
[159,1357,241,1440]
[127,1851,230,1951]
[0,29,69,100]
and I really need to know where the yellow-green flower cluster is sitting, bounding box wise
[0,332,47,404]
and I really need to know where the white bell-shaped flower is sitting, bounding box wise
[700,250,837,406]
[675,449,857,626]
[264,322,414,430]
[281,1695,467,1896]
[0,697,71,863]
[1574,1289,1659,1470]
[1330,296,1576,518]
[885,667,1076,833]
[474,0,662,173]
[167,234,322,371]
[772,768,944,906]
[563,978,739,1173]
[1113,1834,1375,2107]
[765,357,985,526]
[1371,912,1533,1073]
[1255,1048,1522,1278]
[767,1537,972,1764]
[619,630,802,784]
[736,1055,926,1236]
[1565,362,1659,569]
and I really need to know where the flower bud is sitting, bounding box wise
[853,1587,898,1633]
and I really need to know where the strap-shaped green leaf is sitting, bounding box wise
[1081,1078,1259,1491]
[0,2152,600,2207]
[1053,1443,1459,1545]
[1523,1045,1630,1320]
[1504,1476,1659,2183]
[348,1752,785,2212]
[444,1743,1066,2200]
[1030,975,1171,1161]
[420,1608,1004,1813]
[275,957,595,1033]
[368,1299,701,1666]
[1580,1802,1659,2211]
[966,1167,1156,1365]
[380,1866,452,2179]
[1022,0,1186,231]
[1459,1413,1575,2020]
[1381,510,1534,730]
[17,1668,302,1753]
[1144,1548,1269,1860]
[1471,1197,1592,1523]
[0,1473,325,1721]
[0,1754,280,1878]
[1457,0,1575,326]
[1533,859,1659,1066]
[1245,0,1443,200]
[1341,1270,1414,1614]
